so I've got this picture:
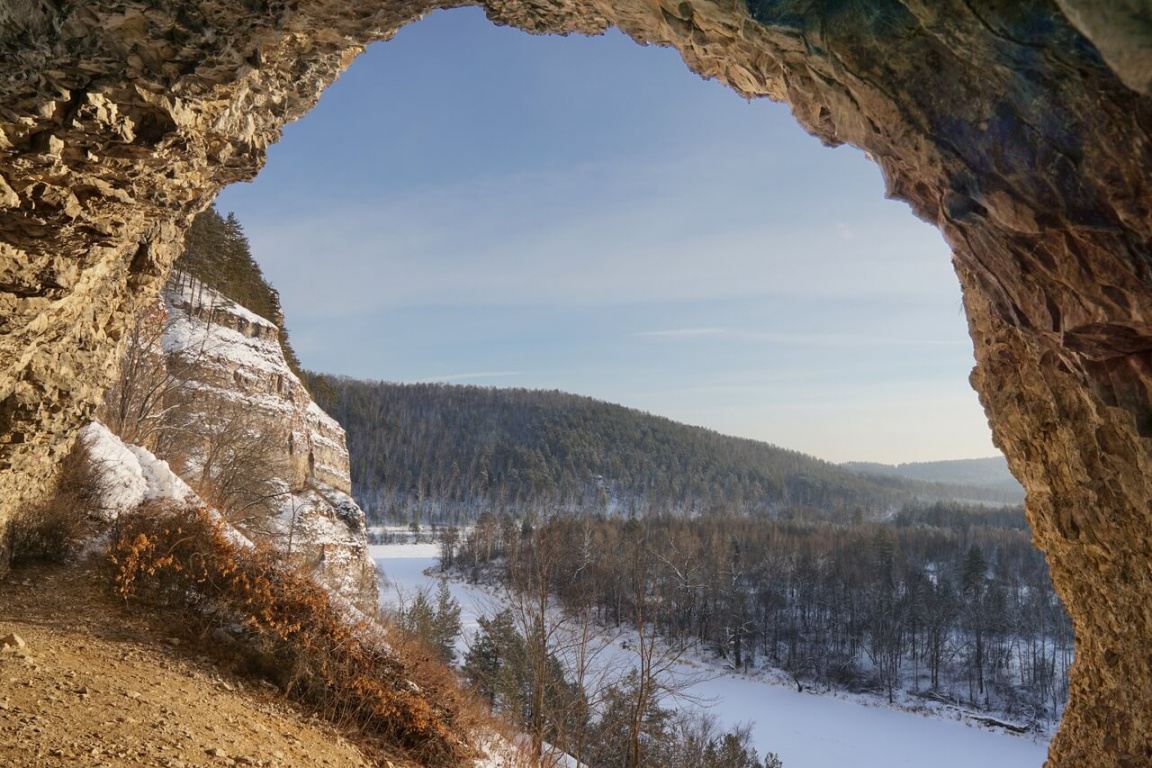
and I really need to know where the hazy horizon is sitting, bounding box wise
[217,7,999,465]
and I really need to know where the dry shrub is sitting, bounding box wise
[179,399,287,526]
[10,434,106,564]
[107,502,479,766]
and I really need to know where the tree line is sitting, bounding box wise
[448,500,1070,732]
[305,375,1023,526]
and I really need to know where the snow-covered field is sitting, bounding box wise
[372,543,1050,768]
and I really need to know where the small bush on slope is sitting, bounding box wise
[10,433,107,564]
[107,502,479,767]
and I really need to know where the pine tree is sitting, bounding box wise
[962,544,989,700]
[463,609,523,707]
[175,206,306,383]
[432,578,462,662]
[396,580,461,664]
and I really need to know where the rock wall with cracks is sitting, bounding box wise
[0,0,1150,765]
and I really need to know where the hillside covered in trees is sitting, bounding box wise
[306,376,1023,524]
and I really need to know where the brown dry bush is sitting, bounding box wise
[106,501,482,767]
[10,434,107,564]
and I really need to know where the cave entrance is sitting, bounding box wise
[220,7,992,468]
[3,2,1150,766]
[214,8,1056,765]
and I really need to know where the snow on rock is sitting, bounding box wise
[82,422,192,518]
[84,418,383,624]
[126,443,194,506]
[82,421,254,550]
[163,277,352,493]
[265,481,379,611]
[166,278,278,330]
[105,275,381,614]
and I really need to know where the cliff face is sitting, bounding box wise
[156,276,379,614]
[0,1,1151,766]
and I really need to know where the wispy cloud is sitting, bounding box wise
[636,327,967,348]
[743,332,967,348]
[240,141,956,320]
[425,371,526,382]
[637,327,727,338]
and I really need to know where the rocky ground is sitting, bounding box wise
[0,561,380,768]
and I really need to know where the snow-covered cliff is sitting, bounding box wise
[119,275,380,614]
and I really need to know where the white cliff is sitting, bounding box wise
[127,274,381,613]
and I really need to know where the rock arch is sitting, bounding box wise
[0,1,1149,765]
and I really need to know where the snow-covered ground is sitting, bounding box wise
[372,543,1050,768]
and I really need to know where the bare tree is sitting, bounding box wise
[504,518,586,765]
[98,299,193,451]
[99,273,288,531]
[620,520,705,768]
[188,397,287,525]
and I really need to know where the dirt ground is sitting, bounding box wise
[0,561,378,768]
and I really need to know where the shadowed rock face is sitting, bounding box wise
[0,1,1150,764]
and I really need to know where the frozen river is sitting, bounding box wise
[372,543,1050,768]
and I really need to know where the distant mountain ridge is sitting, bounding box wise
[307,376,1025,523]
[842,457,1024,501]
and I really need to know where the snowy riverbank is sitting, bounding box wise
[372,543,1050,768]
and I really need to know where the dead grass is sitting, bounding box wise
[105,501,489,767]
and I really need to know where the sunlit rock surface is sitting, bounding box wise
[159,278,379,614]
[1,1,1151,765]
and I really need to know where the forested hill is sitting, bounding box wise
[306,375,1022,523]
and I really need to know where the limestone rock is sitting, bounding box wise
[1,634,26,651]
[1056,0,1152,93]
[155,277,380,614]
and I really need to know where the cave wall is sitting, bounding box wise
[1,1,1150,765]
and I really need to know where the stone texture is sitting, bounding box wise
[1056,0,1152,94]
[0,1,1150,766]
[158,277,380,614]
[1,633,26,651]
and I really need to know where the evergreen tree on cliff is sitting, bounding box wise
[176,206,306,381]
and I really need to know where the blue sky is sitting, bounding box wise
[216,8,997,464]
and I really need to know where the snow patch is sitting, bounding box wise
[162,309,293,377]
[306,400,345,434]
[166,278,277,329]
[83,422,193,518]
[81,421,252,550]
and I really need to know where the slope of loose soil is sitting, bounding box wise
[0,562,381,768]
